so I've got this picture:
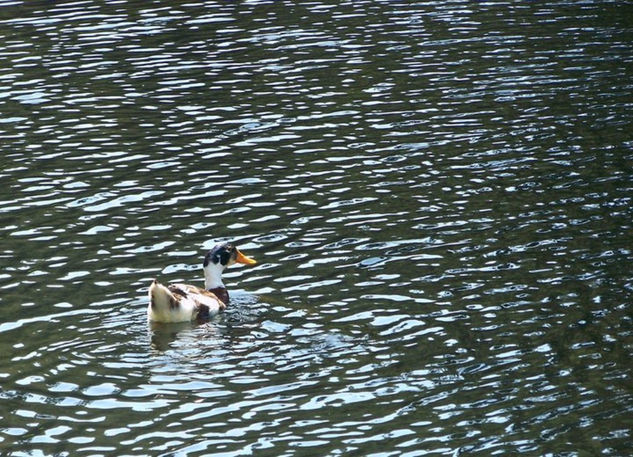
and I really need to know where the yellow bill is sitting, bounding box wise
[235,249,257,265]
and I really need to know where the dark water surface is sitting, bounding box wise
[1,1,632,455]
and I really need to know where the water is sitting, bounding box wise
[1,0,632,455]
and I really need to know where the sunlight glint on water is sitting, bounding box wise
[0,1,632,455]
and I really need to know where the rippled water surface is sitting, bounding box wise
[1,1,633,455]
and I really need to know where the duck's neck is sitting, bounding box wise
[208,287,229,305]
[203,263,225,290]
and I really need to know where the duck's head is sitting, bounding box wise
[204,242,257,268]
[203,242,256,289]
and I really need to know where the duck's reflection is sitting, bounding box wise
[147,293,267,352]
[148,319,224,351]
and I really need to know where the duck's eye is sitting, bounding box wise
[221,249,233,266]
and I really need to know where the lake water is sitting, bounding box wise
[1,1,632,455]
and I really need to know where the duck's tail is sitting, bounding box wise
[148,279,176,313]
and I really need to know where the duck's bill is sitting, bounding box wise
[235,249,257,265]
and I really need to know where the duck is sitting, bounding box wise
[148,242,257,323]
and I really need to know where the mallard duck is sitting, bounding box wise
[148,242,257,323]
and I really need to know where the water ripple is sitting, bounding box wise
[1,0,632,455]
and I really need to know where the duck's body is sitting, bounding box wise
[148,281,225,322]
[148,243,256,323]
